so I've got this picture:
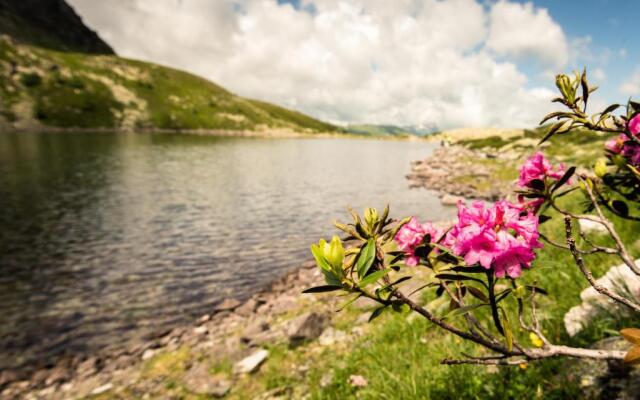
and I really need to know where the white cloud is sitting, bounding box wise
[68,0,570,129]
[619,70,640,96]
[486,1,568,68]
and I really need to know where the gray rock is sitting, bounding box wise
[215,298,241,312]
[287,312,328,346]
[233,349,269,374]
[183,364,231,397]
[241,319,270,343]
[270,295,298,315]
[235,298,259,317]
[45,365,70,386]
[0,370,19,387]
[76,356,99,378]
[578,219,608,234]
[441,194,464,206]
[91,382,113,395]
[572,337,640,399]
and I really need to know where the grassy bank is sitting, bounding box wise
[0,35,341,134]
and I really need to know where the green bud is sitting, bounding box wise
[364,207,378,227]
[323,235,344,269]
[594,158,608,177]
[612,154,627,169]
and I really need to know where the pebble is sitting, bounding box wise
[233,349,269,374]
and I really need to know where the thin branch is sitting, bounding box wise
[580,177,640,276]
[564,216,640,312]
[540,232,616,255]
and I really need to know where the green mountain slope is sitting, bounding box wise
[0,35,340,134]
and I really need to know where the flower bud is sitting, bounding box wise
[323,235,344,269]
[594,158,608,177]
[364,207,378,227]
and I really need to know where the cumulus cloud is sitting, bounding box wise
[619,70,640,96]
[486,0,568,68]
[68,0,570,128]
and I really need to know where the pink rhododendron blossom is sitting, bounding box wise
[622,143,640,166]
[628,114,640,136]
[445,201,541,278]
[604,134,626,154]
[395,218,443,266]
[517,195,545,213]
[518,152,566,188]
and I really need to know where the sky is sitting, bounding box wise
[68,0,640,130]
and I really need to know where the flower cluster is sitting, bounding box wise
[444,201,542,278]
[396,200,542,278]
[394,217,443,266]
[604,114,640,166]
[518,152,566,188]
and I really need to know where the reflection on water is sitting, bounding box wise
[0,132,453,368]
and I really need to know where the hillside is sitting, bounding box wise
[0,36,340,134]
[0,0,113,55]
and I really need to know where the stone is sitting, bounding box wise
[233,349,269,374]
[0,370,19,387]
[287,312,329,346]
[578,219,608,234]
[241,319,270,343]
[270,295,298,315]
[76,357,99,378]
[31,369,50,386]
[441,194,464,206]
[198,314,211,324]
[571,337,640,399]
[349,374,368,388]
[235,298,259,317]
[142,349,156,360]
[193,326,208,336]
[91,383,113,395]
[564,260,640,336]
[183,364,231,397]
[318,327,347,346]
[215,298,241,312]
[45,365,70,386]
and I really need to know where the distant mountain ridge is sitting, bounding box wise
[0,1,340,135]
[346,124,437,137]
[0,0,114,54]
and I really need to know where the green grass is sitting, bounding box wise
[0,36,341,133]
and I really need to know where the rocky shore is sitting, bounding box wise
[407,145,517,202]
[0,260,408,399]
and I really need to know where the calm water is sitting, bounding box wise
[0,132,453,369]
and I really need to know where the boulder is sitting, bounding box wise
[0,370,19,387]
[183,364,231,397]
[241,319,270,344]
[286,312,328,347]
[233,349,269,374]
[578,219,608,234]
[564,260,640,336]
[270,295,298,315]
[571,337,640,399]
[235,298,259,317]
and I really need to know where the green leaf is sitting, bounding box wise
[311,242,331,272]
[495,288,512,303]
[499,307,513,351]
[356,239,376,279]
[369,305,387,322]
[551,166,576,192]
[611,200,629,216]
[538,215,552,224]
[358,269,389,288]
[451,266,487,274]
[321,269,342,286]
[302,285,344,293]
[467,286,489,302]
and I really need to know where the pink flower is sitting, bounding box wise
[445,200,541,278]
[517,195,545,213]
[604,134,626,154]
[395,218,443,266]
[628,114,640,136]
[518,152,566,188]
[622,143,640,166]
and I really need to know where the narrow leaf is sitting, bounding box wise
[302,285,344,293]
[356,239,376,279]
[552,166,576,192]
[445,303,487,318]
[358,269,389,288]
[499,307,513,351]
[368,305,387,322]
[467,286,489,302]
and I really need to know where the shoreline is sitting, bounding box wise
[0,126,427,142]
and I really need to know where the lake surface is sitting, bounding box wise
[0,132,453,369]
